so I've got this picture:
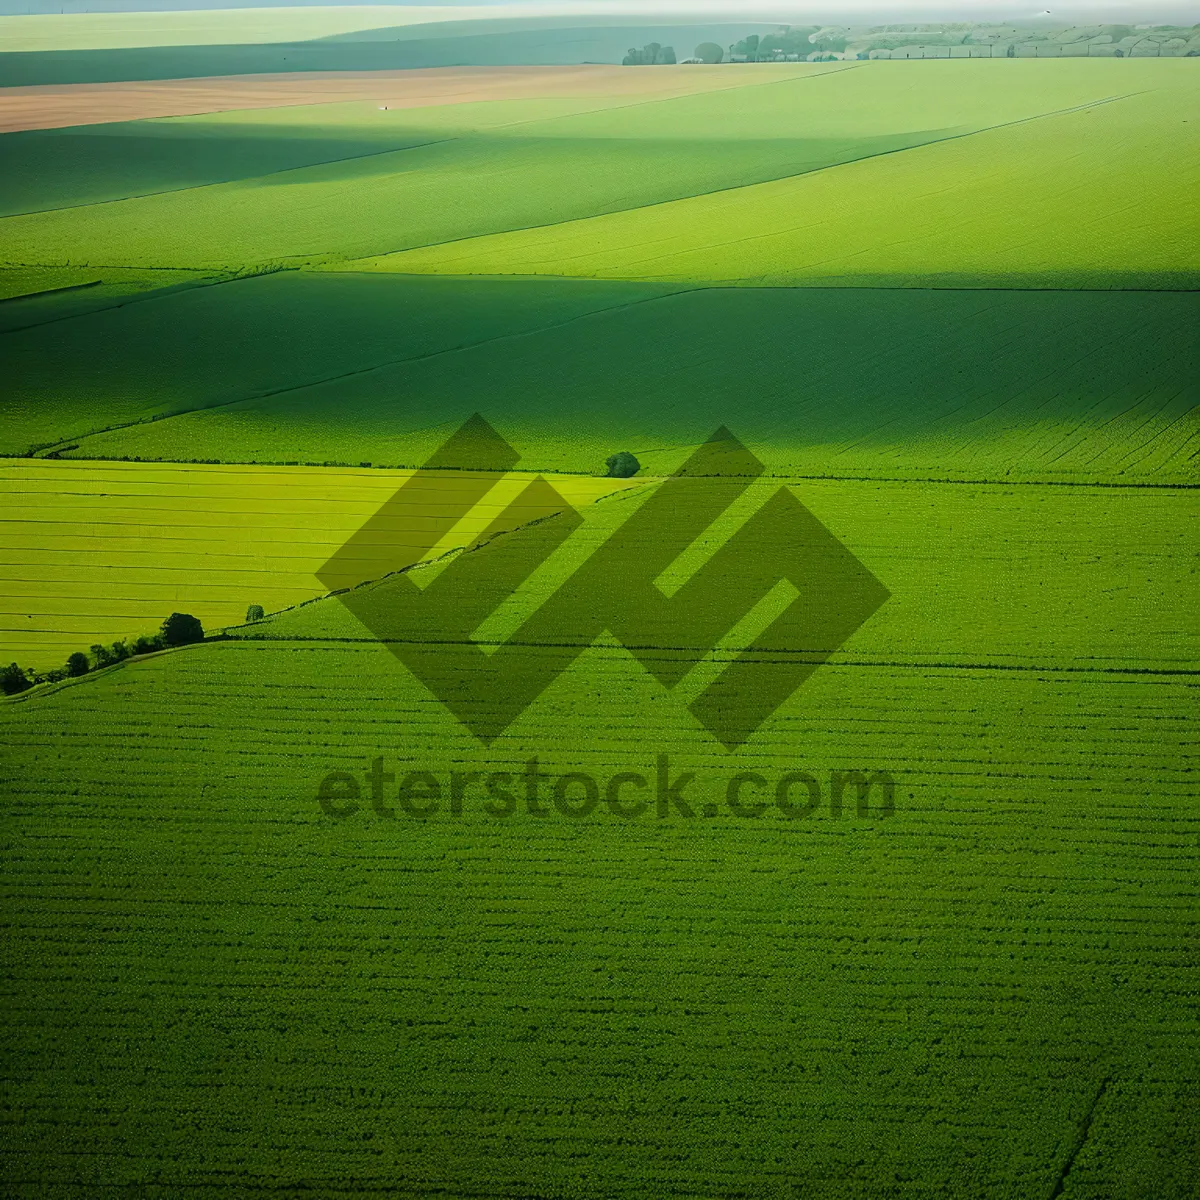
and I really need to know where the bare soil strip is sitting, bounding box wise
[0,64,751,134]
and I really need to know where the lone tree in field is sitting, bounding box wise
[66,652,89,677]
[161,612,204,647]
[245,604,265,623]
[605,451,641,478]
[695,41,724,63]
[1,662,32,695]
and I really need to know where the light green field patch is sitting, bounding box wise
[252,475,1200,676]
[0,458,636,669]
[370,65,1200,288]
[2,61,1159,272]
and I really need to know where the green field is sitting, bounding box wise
[4,477,1197,1196]
[5,62,1190,275]
[0,458,633,667]
[374,64,1200,288]
[1,42,1198,1199]
[6,273,1195,483]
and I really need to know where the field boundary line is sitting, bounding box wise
[0,264,289,338]
[0,277,101,303]
[8,449,1195,489]
[372,273,1200,292]
[2,134,462,219]
[367,88,1145,266]
[216,638,1200,678]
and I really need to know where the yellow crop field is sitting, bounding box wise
[0,458,635,668]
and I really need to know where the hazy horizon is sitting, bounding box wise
[3,0,1196,22]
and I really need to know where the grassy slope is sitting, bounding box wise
[370,62,1200,289]
[22,279,1196,484]
[2,476,1196,1196]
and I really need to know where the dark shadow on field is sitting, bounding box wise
[0,24,778,87]
[0,120,441,217]
[1,272,676,456]
[30,275,1194,482]
[312,17,774,46]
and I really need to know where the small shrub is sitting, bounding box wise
[66,652,89,677]
[131,635,163,656]
[161,612,204,647]
[110,640,130,662]
[245,604,265,623]
[1,663,32,696]
[91,643,115,668]
[605,451,641,479]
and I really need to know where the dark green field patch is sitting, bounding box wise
[33,277,1196,484]
[0,24,774,87]
[0,119,446,218]
[1,271,673,456]
[0,264,222,336]
[2,613,1195,1196]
